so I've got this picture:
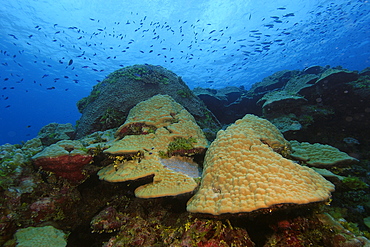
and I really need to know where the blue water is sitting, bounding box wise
[0,0,369,145]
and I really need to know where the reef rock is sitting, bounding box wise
[248,70,300,95]
[98,94,208,198]
[193,86,259,124]
[75,64,220,139]
[257,90,307,118]
[37,123,75,146]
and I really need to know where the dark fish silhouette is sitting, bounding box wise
[8,34,18,39]
[68,59,73,65]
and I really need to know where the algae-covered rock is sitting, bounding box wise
[303,65,326,75]
[193,86,256,124]
[257,90,307,117]
[247,70,300,95]
[37,123,75,146]
[75,64,220,139]
[270,114,302,133]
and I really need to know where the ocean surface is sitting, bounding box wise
[0,0,369,144]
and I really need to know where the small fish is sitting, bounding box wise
[5,105,10,108]
[277,7,286,10]
[68,59,73,66]
[26,125,31,128]
[8,34,18,39]
[53,24,58,27]
[28,35,33,38]
[283,13,295,17]
[46,87,55,90]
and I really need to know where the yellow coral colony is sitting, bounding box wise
[186,114,335,215]
[98,94,208,198]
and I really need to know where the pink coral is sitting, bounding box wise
[33,154,92,183]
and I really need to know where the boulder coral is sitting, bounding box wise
[187,114,335,215]
[98,94,208,198]
[75,64,220,139]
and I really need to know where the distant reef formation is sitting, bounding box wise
[75,64,221,139]
[194,66,370,160]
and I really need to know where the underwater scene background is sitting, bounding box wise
[1,0,370,246]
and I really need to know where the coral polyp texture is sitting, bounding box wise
[15,225,67,247]
[32,140,93,183]
[98,94,208,198]
[186,114,335,215]
[289,140,359,167]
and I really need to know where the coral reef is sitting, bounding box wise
[2,66,370,246]
[98,95,208,198]
[75,64,220,139]
[194,66,370,162]
[187,114,334,215]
